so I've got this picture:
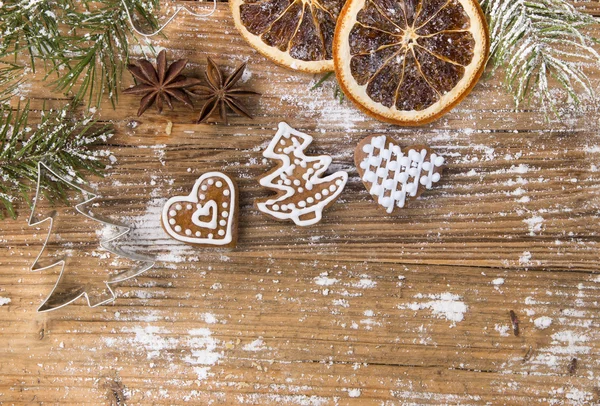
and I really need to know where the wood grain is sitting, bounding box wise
[1,2,600,405]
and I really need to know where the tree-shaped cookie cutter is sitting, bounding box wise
[28,161,155,312]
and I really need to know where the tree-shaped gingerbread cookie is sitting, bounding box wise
[256,122,348,226]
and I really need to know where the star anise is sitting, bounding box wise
[191,57,259,124]
[123,50,202,117]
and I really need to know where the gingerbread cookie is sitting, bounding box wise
[355,135,444,213]
[256,122,348,226]
[162,172,238,247]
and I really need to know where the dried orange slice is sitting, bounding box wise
[230,0,347,72]
[333,0,489,125]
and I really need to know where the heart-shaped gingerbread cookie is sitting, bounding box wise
[355,135,444,213]
[162,172,238,247]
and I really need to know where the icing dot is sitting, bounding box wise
[298,201,306,208]
[432,173,441,182]
[434,156,445,166]
[208,233,213,239]
[208,179,214,185]
[272,204,280,211]
[363,144,374,153]
[216,181,223,187]
[371,184,383,195]
[288,203,296,209]
[297,187,304,193]
[169,219,176,225]
[222,211,229,218]
[175,204,182,210]
[280,140,286,145]
[222,202,228,208]
[223,190,230,196]
[281,204,288,211]
[372,136,385,149]
[382,179,393,189]
[364,172,377,183]
[185,229,192,236]
[199,194,206,200]
[186,204,192,210]
[201,185,208,191]
[195,231,201,237]
[219,219,226,226]
[175,225,182,232]
[307,197,314,204]
[169,210,176,217]
[322,189,330,196]
[315,193,322,200]
[284,179,292,185]
[293,179,301,186]
[329,185,336,192]
[335,179,342,186]
[218,230,225,236]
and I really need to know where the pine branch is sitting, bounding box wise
[0,0,160,108]
[310,71,345,104]
[481,0,600,114]
[0,102,113,219]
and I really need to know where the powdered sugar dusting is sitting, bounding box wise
[399,292,468,326]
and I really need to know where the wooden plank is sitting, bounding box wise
[1,2,600,405]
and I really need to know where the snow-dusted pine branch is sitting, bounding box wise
[481,0,600,114]
[0,102,113,219]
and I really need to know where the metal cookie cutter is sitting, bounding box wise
[28,161,155,312]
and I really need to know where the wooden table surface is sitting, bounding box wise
[1,2,600,404]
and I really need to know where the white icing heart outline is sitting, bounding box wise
[191,201,217,229]
[161,172,235,246]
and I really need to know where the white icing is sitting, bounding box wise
[191,200,217,229]
[161,172,236,246]
[360,135,444,213]
[257,122,348,226]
